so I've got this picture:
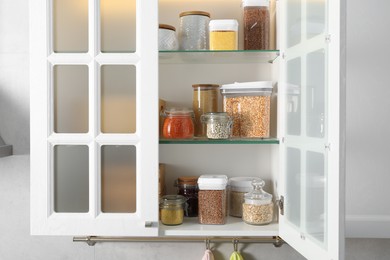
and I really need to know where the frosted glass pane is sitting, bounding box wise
[53,0,88,53]
[286,57,301,136]
[101,65,136,133]
[100,0,136,52]
[306,151,326,247]
[286,0,301,48]
[54,65,88,133]
[306,0,326,39]
[286,147,301,228]
[101,145,137,213]
[306,50,325,138]
[54,145,89,213]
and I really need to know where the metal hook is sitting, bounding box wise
[233,239,239,252]
[205,239,211,250]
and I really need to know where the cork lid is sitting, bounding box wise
[178,176,199,186]
[192,84,220,90]
[159,24,176,31]
[180,11,211,18]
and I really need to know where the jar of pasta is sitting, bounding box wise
[209,19,238,50]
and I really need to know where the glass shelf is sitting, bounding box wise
[159,50,280,64]
[159,138,279,144]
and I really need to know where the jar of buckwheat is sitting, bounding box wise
[198,175,228,225]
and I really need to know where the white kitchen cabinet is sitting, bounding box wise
[30,0,345,259]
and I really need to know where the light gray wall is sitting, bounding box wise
[1,0,390,259]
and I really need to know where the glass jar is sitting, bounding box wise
[159,195,187,225]
[209,19,238,50]
[159,24,178,50]
[243,0,270,50]
[228,177,260,217]
[201,112,233,140]
[242,179,273,225]
[198,175,228,225]
[192,84,220,137]
[179,11,210,50]
[162,108,194,139]
[176,176,199,217]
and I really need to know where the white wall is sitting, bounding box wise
[1,0,390,259]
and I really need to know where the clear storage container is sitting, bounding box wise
[159,195,187,226]
[176,176,199,217]
[209,19,238,50]
[198,175,228,225]
[242,179,273,225]
[179,11,210,50]
[201,112,233,139]
[162,108,194,139]
[243,0,270,50]
[228,177,260,217]
[159,24,178,51]
[192,84,220,137]
[220,81,273,138]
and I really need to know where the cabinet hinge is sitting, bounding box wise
[325,34,331,43]
[325,143,331,151]
[278,196,284,215]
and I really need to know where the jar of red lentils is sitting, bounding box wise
[162,108,195,139]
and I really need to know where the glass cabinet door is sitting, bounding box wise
[278,0,345,259]
[31,0,158,236]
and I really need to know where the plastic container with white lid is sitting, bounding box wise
[242,179,273,225]
[242,0,270,50]
[198,175,228,224]
[220,81,273,138]
[209,19,239,50]
[228,177,261,217]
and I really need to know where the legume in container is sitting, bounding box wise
[242,179,273,225]
[160,195,187,226]
[228,177,260,217]
[201,112,233,139]
[192,84,220,137]
[162,108,194,139]
[220,81,273,138]
[198,175,228,225]
[243,0,270,50]
[209,19,238,50]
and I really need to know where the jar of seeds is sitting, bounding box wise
[228,177,260,217]
[201,112,233,139]
[242,0,270,50]
[198,175,228,225]
[242,179,273,225]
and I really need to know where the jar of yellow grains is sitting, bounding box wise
[209,19,238,50]
[159,195,187,225]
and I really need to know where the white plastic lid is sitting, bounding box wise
[242,0,269,7]
[220,81,273,95]
[228,177,261,192]
[209,19,239,32]
[198,175,228,190]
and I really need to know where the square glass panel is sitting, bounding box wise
[286,57,301,136]
[54,145,89,213]
[101,65,136,133]
[100,0,136,52]
[101,145,137,213]
[306,49,325,138]
[286,147,301,228]
[54,65,89,133]
[306,0,326,39]
[286,0,302,48]
[306,151,327,247]
[53,0,88,53]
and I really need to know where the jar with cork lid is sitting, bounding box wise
[176,176,199,217]
[179,11,210,50]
